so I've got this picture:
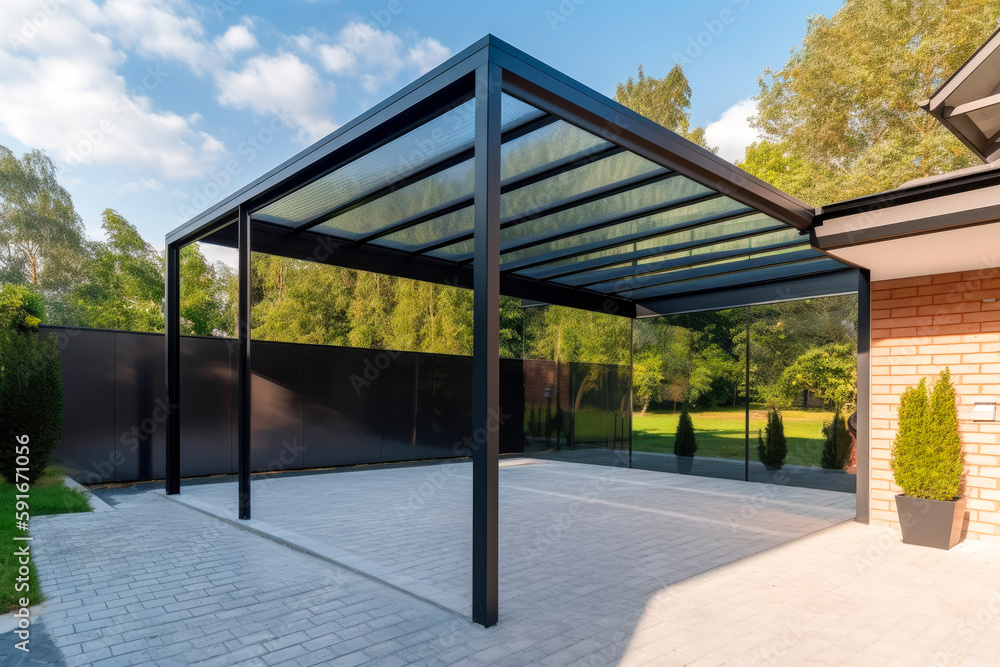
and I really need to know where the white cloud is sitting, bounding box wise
[215,19,257,58]
[0,1,226,179]
[215,52,337,142]
[117,177,164,193]
[407,38,450,74]
[704,98,760,164]
[101,0,220,75]
[308,23,451,95]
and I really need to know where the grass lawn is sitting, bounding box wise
[1,466,91,612]
[633,407,834,467]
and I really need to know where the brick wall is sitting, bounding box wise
[870,270,1000,542]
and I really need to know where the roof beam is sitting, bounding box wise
[631,257,848,303]
[637,269,859,316]
[946,91,1000,118]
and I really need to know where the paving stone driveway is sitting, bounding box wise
[16,461,1000,666]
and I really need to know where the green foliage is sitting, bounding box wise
[891,370,964,501]
[0,293,63,484]
[745,0,1000,204]
[757,407,787,469]
[673,406,697,457]
[779,342,857,413]
[64,209,164,332]
[0,284,44,333]
[615,64,716,152]
[1,466,90,612]
[821,410,852,470]
[0,145,86,289]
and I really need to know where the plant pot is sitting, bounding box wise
[895,494,967,550]
[676,455,693,474]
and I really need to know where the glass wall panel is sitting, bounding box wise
[521,305,631,467]
[747,295,859,492]
[630,309,748,480]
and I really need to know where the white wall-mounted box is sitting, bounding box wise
[971,402,997,422]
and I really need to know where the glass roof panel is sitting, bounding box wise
[584,244,819,294]
[373,206,474,252]
[512,214,789,279]
[424,177,719,262]
[255,94,543,229]
[554,233,808,288]
[501,151,664,222]
[500,119,611,181]
[500,196,751,267]
[620,257,840,301]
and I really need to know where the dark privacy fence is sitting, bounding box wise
[40,326,628,483]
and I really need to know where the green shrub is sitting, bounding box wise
[0,284,44,333]
[673,406,697,456]
[757,406,787,469]
[821,410,852,470]
[890,370,964,501]
[0,286,64,484]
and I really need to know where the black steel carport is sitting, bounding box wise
[164,35,862,627]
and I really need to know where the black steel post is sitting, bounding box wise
[472,60,501,628]
[237,205,252,521]
[165,244,181,495]
[856,270,871,523]
[745,305,751,482]
[628,318,634,468]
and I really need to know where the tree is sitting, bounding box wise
[616,64,716,151]
[757,407,787,470]
[180,245,235,337]
[66,210,164,332]
[890,370,964,501]
[0,285,63,483]
[673,406,697,457]
[821,411,852,470]
[779,342,857,413]
[745,0,1000,205]
[0,146,86,290]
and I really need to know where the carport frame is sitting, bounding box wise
[165,35,864,627]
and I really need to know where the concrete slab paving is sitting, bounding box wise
[167,459,856,620]
[18,459,1000,665]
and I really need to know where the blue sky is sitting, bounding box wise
[0,0,843,260]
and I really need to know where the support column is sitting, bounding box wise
[472,61,501,628]
[744,305,751,482]
[856,270,871,523]
[237,205,252,521]
[165,244,181,495]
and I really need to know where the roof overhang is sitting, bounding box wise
[919,26,1000,162]
[812,167,1000,281]
[169,35,853,318]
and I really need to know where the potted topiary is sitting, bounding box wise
[673,406,697,473]
[757,406,787,470]
[890,369,966,550]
